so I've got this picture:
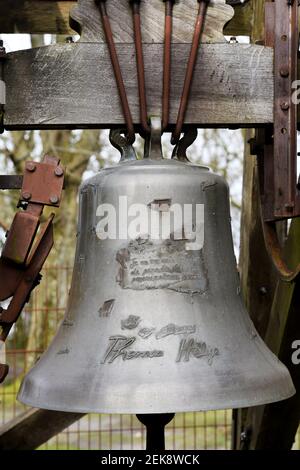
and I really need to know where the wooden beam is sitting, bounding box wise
[231,0,273,450]
[3,42,274,129]
[70,0,233,44]
[0,408,84,450]
[231,129,277,450]
[0,0,245,36]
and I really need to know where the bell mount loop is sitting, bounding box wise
[148,116,164,161]
[109,129,137,162]
[171,127,198,162]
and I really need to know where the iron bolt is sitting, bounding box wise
[284,203,294,211]
[22,191,31,201]
[280,101,289,111]
[280,67,289,78]
[26,162,36,172]
[54,167,64,177]
[50,195,59,204]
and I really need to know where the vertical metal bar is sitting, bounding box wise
[274,0,298,218]
[130,0,150,135]
[162,0,174,132]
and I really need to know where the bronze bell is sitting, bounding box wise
[18,125,295,414]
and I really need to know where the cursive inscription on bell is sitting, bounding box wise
[176,338,219,365]
[102,335,164,364]
[138,327,155,339]
[121,315,141,330]
[156,323,196,339]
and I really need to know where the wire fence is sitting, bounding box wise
[0,266,299,450]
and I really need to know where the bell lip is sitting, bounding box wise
[17,383,296,415]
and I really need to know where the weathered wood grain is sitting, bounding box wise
[0,0,74,35]
[224,1,253,37]
[0,408,84,450]
[71,0,234,44]
[0,0,247,36]
[243,219,300,450]
[3,42,274,129]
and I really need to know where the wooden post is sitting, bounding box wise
[247,220,300,449]
[0,408,84,450]
[231,0,278,450]
[233,0,300,450]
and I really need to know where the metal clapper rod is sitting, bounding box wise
[137,414,175,451]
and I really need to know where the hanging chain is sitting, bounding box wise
[96,0,135,144]
[171,0,209,145]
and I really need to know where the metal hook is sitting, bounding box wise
[148,117,163,160]
[109,129,137,162]
[171,128,198,162]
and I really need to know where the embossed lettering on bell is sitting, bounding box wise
[18,154,295,413]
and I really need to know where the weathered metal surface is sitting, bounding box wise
[18,155,294,414]
[273,0,300,219]
[249,2,300,281]
[3,43,274,129]
[0,175,23,190]
[1,211,39,265]
[21,160,64,207]
[0,156,64,383]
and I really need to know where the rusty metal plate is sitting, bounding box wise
[2,211,39,265]
[21,161,64,207]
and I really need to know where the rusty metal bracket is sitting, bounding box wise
[0,40,7,134]
[273,0,300,219]
[257,0,300,222]
[0,155,64,383]
[253,0,300,282]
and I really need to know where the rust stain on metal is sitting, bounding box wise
[99,299,115,318]
[148,198,172,212]
[116,238,208,294]
[201,181,217,191]
[62,319,74,327]
[57,347,70,355]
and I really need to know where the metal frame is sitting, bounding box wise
[257,0,300,223]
